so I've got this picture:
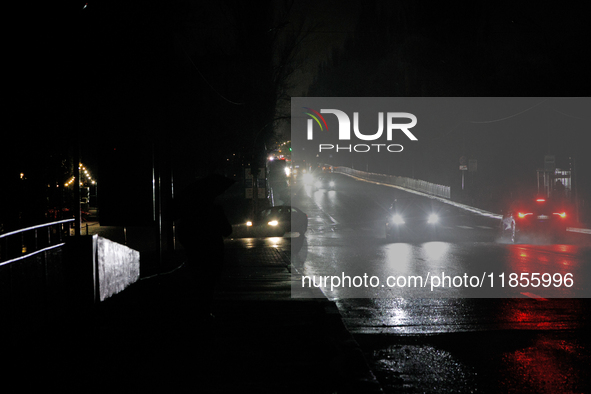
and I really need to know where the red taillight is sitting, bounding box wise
[553,212,566,218]
[518,212,533,218]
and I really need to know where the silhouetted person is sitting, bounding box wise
[175,176,233,324]
[554,180,566,201]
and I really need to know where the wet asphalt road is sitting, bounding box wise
[283,172,590,393]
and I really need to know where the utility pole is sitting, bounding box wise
[74,141,81,236]
[252,162,258,219]
[251,122,270,218]
[572,156,580,224]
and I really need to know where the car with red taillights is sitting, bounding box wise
[500,197,571,243]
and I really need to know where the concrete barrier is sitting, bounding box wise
[66,235,140,304]
[96,236,140,301]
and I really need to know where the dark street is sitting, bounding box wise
[287,171,590,392]
[2,1,591,393]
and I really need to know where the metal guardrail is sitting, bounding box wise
[0,219,75,266]
[333,166,451,199]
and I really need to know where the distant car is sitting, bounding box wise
[313,174,335,191]
[246,205,308,237]
[500,197,570,243]
[385,197,448,241]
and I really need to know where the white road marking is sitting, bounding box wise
[521,292,548,301]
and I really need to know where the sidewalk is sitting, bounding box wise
[8,237,382,393]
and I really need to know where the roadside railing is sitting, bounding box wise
[0,219,74,266]
[333,166,451,199]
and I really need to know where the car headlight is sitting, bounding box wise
[246,221,253,227]
[427,214,439,224]
[391,214,405,225]
[268,220,279,226]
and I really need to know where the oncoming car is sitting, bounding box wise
[313,174,335,191]
[385,197,448,241]
[499,197,571,243]
[246,205,308,237]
